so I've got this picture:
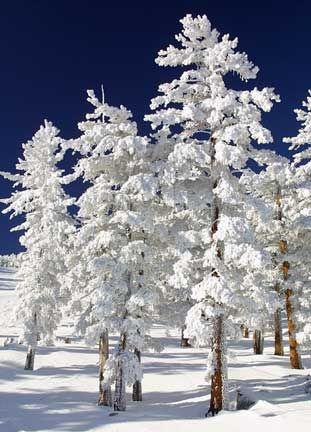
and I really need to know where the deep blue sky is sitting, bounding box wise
[0,0,310,254]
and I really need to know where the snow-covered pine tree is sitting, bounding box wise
[283,90,311,366]
[63,215,114,406]
[67,90,160,411]
[0,120,75,370]
[244,153,310,369]
[145,14,279,414]
[241,161,290,357]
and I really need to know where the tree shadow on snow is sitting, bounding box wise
[0,386,209,432]
[232,374,311,406]
[2,329,310,431]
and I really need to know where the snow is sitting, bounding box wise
[0,267,310,432]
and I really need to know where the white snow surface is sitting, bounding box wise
[0,267,310,432]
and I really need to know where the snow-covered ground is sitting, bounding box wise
[0,267,310,432]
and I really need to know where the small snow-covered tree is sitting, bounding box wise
[145,14,279,414]
[0,120,75,370]
[67,90,160,411]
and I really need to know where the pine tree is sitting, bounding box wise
[241,161,290,357]
[67,90,160,410]
[0,120,75,370]
[145,14,279,414]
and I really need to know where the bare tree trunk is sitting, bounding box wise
[132,229,145,401]
[274,307,284,356]
[209,315,224,415]
[285,287,302,369]
[280,255,302,369]
[180,325,191,347]
[132,349,142,401]
[273,280,284,356]
[24,345,36,370]
[275,187,302,369]
[114,333,127,411]
[98,330,112,406]
[253,330,264,354]
[273,189,284,357]
[208,137,225,416]
[25,313,37,370]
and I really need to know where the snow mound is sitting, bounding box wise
[249,400,284,417]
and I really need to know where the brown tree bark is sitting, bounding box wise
[132,349,142,401]
[274,307,284,356]
[285,286,302,369]
[281,254,302,369]
[208,138,224,415]
[209,315,224,415]
[253,330,264,354]
[98,330,112,406]
[276,188,302,369]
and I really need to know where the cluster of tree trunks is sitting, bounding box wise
[113,334,143,410]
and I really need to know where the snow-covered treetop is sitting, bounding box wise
[0,120,74,224]
[73,89,149,185]
[156,14,258,79]
[147,14,280,167]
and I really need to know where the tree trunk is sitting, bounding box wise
[275,188,302,369]
[98,330,112,407]
[208,314,224,415]
[132,349,142,401]
[180,325,191,347]
[114,333,127,411]
[242,326,249,338]
[253,330,264,354]
[273,281,284,356]
[281,257,302,369]
[207,137,225,416]
[274,307,284,356]
[25,313,37,370]
[285,287,302,369]
[24,345,36,370]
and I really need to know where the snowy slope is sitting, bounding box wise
[0,267,310,432]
